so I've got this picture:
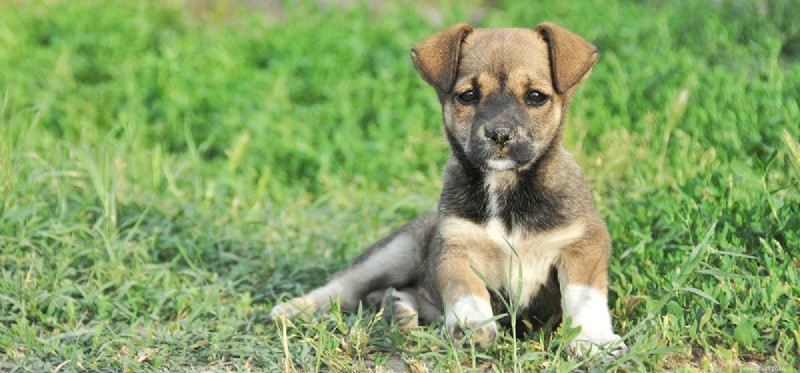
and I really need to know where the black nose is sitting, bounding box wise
[485,127,513,146]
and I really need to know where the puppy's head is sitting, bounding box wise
[411,23,598,171]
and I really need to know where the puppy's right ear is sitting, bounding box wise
[411,24,473,94]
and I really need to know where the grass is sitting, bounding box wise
[0,0,798,371]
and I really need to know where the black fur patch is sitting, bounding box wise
[440,127,569,231]
[494,143,568,232]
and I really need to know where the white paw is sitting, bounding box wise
[568,332,626,359]
[446,296,498,348]
[561,284,626,359]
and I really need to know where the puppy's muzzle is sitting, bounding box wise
[485,126,513,147]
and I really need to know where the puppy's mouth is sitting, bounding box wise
[486,158,516,171]
[478,143,535,172]
[482,140,536,171]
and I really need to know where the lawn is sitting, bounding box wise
[0,0,798,371]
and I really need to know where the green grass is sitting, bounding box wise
[1,0,798,371]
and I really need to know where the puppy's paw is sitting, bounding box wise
[448,320,498,348]
[268,297,315,321]
[568,332,626,360]
[446,296,498,348]
[381,288,419,333]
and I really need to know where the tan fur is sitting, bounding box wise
[535,22,600,94]
[560,219,612,293]
[411,24,473,93]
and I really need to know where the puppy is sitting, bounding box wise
[270,22,624,356]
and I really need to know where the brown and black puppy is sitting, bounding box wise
[270,22,625,356]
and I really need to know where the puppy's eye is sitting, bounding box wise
[525,90,549,107]
[456,90,478,105]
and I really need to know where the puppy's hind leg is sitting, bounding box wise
[269,213,437,320]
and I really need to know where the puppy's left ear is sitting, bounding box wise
[535,22,599,94]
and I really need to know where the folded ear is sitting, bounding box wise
[535,22,599,94]
[411,23,473,94]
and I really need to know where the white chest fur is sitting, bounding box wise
[484,218,585,302]
[440,217,586,303]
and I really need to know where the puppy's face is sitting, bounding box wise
[411,23,598,171]
[446,30,560,171]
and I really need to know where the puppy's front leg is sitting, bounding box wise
[438,253,498,347]
[559,228,625,357]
